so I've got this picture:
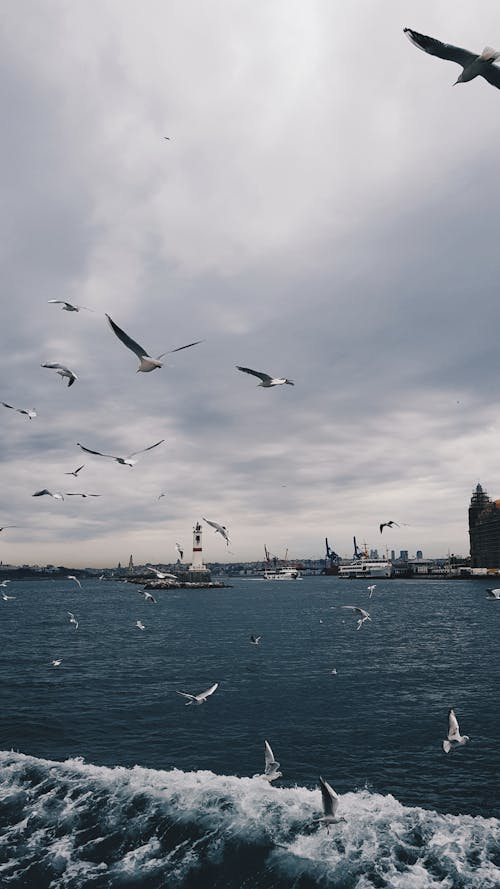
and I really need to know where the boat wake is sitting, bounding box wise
[0,750,498,888]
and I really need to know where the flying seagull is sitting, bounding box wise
[48,300,93,312]
[202,517,230,545]
[140,590,157,604]
[67,575,82,588]
[0,526,17,533]
[64,465,85,477]
[0,580,12,587]
[315,777,346,830]
[1,402,36,420]
[1,591,16,601]
[136,620,145,631]
[176,682,218,706]
[380,521,399,534]
[250,634,262,645]
[404,28,500,89]
[442,709,470,753]
[76,439,165,467]
[68,611,79,630]
[65,493,101,498]
[41,363,78,387]
[486,588,500,599]
[144,566,177,580]
[367,584,376,599]
[341,605,371,630]
[157,493,166,500]
[105,313,203,373]
[236,366,294,387]
[254,740,282,782]
[175,543,184,561]
[51,659,62,667]
[32,489,64,500]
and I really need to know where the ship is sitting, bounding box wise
[262,566,302,581]
[338,558,392,579]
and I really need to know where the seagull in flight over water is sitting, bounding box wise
[404,28,500,89]
[1,590,16,601]
[315,777,346,831]
[77,439,165,467]
[341,606,371,630]
[176,682,218,705]
[140,590,157,603]
[41,363,78,387]
[136,620,145,631]
[33,489,64,500]
[2,402,36,420]
[68,612,79,630]
[236,366,294,387]
[203,517,230,545]
[51,659,62,667]
[250,634,262,645]
[67,575,82,588]
[144,566,177,581]
[48,300,93,312]
[486,588,500,599]
[442,709,470,753]
[254,740,282,782]
[105,314,203,373]
[367,584,376,598]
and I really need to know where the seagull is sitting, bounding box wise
[41,363,78,387]
[1,591,16,601]
[76,439,165,467]
[136,620,145,631]
[51,659,62,667]
[341,606,371,630]
[367,584,376,598]
[0,580,12,587]
[315,777,346,831]
[250,634,262,645]
[163,136,171,141]
[254,740,282,782]
[175,543,184,561]
[105,313,203,373]
[68,612,79,630]
[380,521,399,534]
[1,402,36,420]
[67,575,82,588]
[32,489,64,500]
[64,465,85,477]
[404,28,500,90]
[442,709,470,753]
[486,588,500,599]
[140,590,157,603]
[65,493,101,498]
[157,493,166,500]
[236,366,294,387]
[48,299,93,312]
[331,668,338,675]
[176,682,218,706]
[144,566,177,581]
[202,517,230,545]
[0,526,17,533]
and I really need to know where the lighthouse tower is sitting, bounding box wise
[189,521,205,572]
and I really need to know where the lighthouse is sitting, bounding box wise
[189,521,206,572]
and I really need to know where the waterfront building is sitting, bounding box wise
[468,482,500,568]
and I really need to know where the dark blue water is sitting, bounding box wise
[0,576,499,888]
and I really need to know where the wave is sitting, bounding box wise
[0,750,498,888]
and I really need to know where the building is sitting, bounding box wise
[468,482,500,568]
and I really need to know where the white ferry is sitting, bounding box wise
[338,558,392,579]
[262,566,302,581]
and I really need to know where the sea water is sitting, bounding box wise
[0,576,498,887]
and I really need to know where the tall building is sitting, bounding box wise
[189,522,206,572]
[468,482,500,568]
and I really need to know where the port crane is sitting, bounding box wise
[324,538,340,573]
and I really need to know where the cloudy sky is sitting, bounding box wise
[1,0,500,568]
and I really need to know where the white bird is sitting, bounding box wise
[105,313,203,373]
[64,465,85,477]
[202,517,230,545]
[1,592,16,601]
[140,590,157,604]
[486,588,500,599]
[65,493,101,498]
[67,575,82,588]
[0,580,12,587]
[341,605,371,630]
[48,299,93,312]
[176,682,218,706]
[315,777,346,830]
[144,566,177,581]
[41,363,78,387]
[1,402,36,420]
[76,439,165,467]
[404,27,500,90]
[136,620,145,630]
[68,612,79,630]
[32,489,64,500]
[51,659,62,667]
[236,366,294,387]
[331,668,337,675]
[175,543,184,561]
[367,584,376,598]
[442,709,470,753]
[254,740,282,782]
[250,634,262,645]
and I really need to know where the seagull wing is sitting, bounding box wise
[319,777,339,817]
[163,339,204,355]
[202,517,219,531]
[197,682,218,701]
[403,28,477,68]
[32,489,52,497]
[48,300,70,306]
[236,366,273,384]
[480,64,500,89]
[127,440,165,458]
[177,691,196,702]
[448,709,461,741]
[1,402,16,411]
[264,740,279,771]
[106,314,150,359]
[341,606,357,612]
[41,362,67,371]
[76,443,117,460]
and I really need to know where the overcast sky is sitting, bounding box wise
[1,1,500,568]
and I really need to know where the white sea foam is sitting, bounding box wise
[0,750,498,888]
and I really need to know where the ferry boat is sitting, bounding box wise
[338,558,392,579]
[262,566,302,581]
